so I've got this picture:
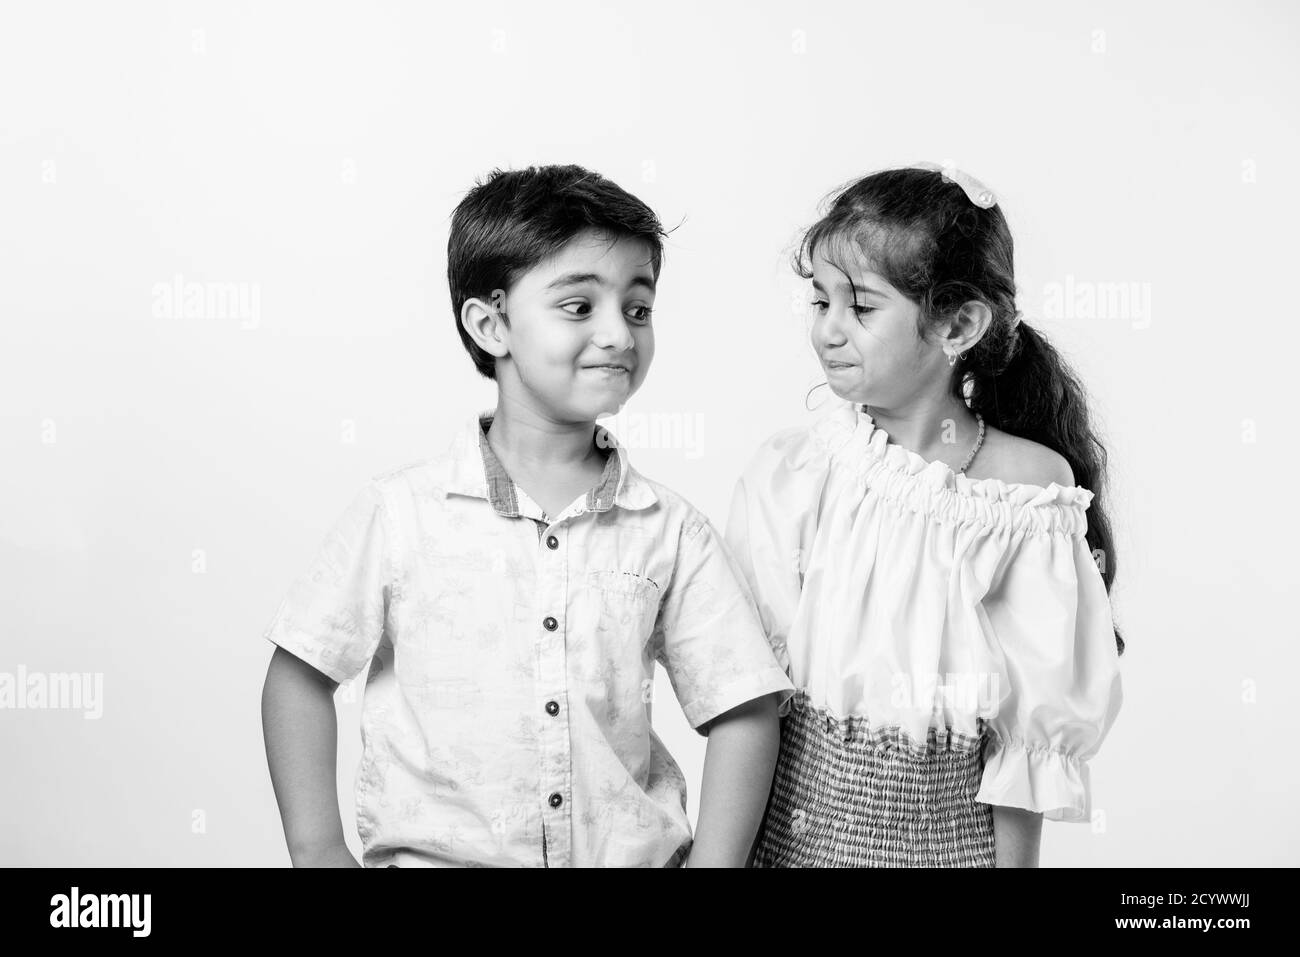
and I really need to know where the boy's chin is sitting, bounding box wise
[575,384,637,420]
[542,392,632,424]
[578,397,630,421]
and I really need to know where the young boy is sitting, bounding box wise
[260,165,794,868]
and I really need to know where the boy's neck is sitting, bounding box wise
[483,397,610,519]
[486,397,603,470]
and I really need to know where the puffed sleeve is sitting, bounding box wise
[651,512,795,736]
[262,481,393,684]
[973,517,1123,823]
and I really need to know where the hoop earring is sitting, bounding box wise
[804,380,830,411]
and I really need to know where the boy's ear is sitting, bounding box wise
[942,300,993,354]
[460,291,510,360]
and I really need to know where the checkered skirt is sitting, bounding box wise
[753,689,996,867]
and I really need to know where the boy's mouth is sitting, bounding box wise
[582,363,631,374]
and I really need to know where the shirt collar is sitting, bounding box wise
[443,410,657,518]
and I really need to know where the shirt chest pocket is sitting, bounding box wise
[587,569,662,644]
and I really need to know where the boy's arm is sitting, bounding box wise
[261,646,361,868]
[686,692,780,868]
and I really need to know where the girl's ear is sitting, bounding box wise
[944,300,993,354]
[460,290,510,359]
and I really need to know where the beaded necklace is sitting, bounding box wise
[957,413,986,474]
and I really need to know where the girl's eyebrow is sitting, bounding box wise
[812,277,889,298]
[845,280,888,298]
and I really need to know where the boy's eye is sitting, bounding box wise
[558,301,592,318]
[810,299,829,312]
[626,305,653,324]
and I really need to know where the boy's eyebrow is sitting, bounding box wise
[546,272,605,290]
[545,272,657,293]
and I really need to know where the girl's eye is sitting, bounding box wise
[852,305,875,318]
[559,301,592,318]
[626,305,653,324]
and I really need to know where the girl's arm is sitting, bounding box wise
[993,805,1043,867]
[261,646,361,867]
[687,693,781,867]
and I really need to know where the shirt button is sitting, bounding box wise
[545,700,560,716]
[545,535,559,550]
[543,616,558,631]
[548,792,563,808]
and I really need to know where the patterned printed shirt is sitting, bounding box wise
[263,410,794,867]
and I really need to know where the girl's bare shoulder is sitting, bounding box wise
[967,425,1075,488]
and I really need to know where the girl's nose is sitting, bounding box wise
[814,309,848,348]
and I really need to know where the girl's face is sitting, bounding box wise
[808,248,945,407]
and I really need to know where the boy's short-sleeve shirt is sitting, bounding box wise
[263,411,794,867]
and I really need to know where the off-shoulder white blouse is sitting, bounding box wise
[725,400,1123,823]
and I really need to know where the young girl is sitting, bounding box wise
[726,164,1124,867]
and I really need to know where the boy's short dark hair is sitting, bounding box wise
[448,165,667,379]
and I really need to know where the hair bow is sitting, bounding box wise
[910,161,997,209]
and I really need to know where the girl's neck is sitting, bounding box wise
[862,392,978,466]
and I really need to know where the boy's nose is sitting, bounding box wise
[590,306,635,351]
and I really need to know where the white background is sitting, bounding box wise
[2,0,1297,866]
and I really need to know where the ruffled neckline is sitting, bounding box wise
[807,400,1095,535]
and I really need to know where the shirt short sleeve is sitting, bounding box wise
[723,428,832,716]
[262,481,392,684]
[651,512,795,735]
[973,526,1124,822]
[724,471,798,684]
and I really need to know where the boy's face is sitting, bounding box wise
[495,229,656,422]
